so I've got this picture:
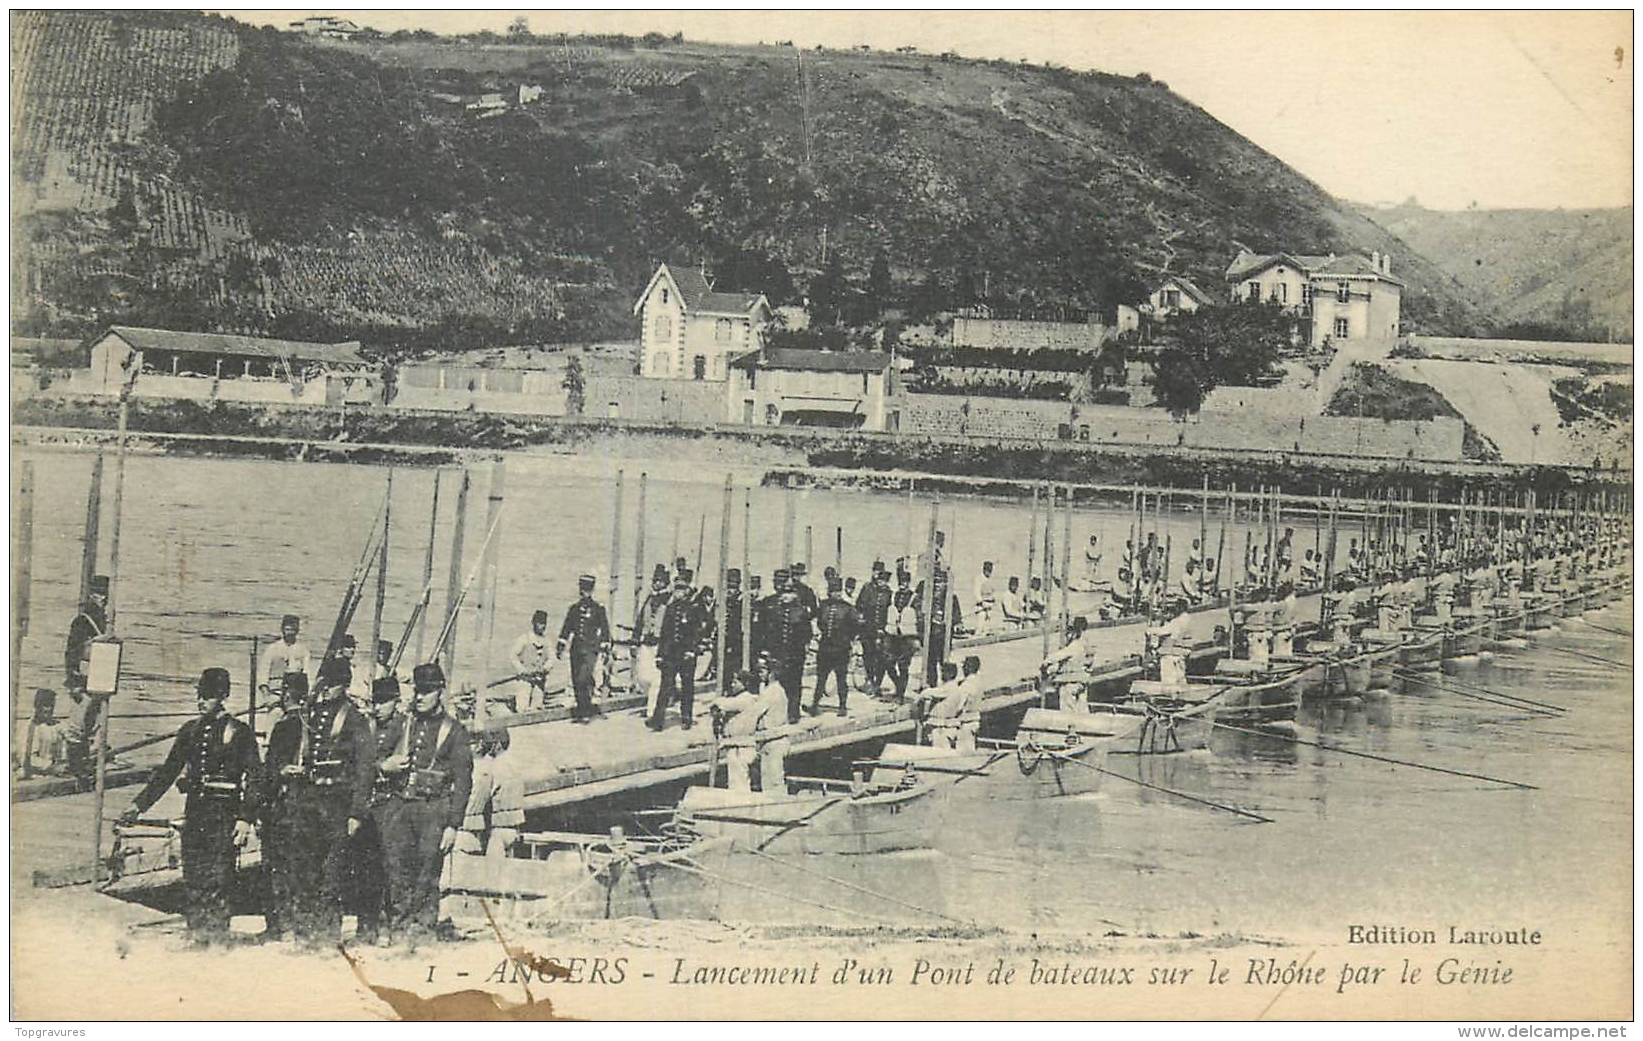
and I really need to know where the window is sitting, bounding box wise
[715,318,733,344]
[1336,282,1351,303]
[693,355,707,380]
[661,288,669,305]
[862,373,870,394]
[651,351,670,375]
[765,403,780,425]
[1333,317,1350,339]
[1246,281,1261,302]
[653,312,672,341]
[1160,289,1180,309]
[1270,282,1287,303]
[1301,283,1313,307]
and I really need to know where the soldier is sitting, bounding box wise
[63,574,109,691]
[376,663,473,942]
[349,676,403,946]
[790,562,819,617]
[634,566,671,720]
[761,569,813,724]
[811,574,861,716]
[263,657,373,948]
[259,614,313,711]
[118,668,262,946]
[883,586,921,698]
[720,569,745,686]
[712,664,791,793]
[509,610,554,712]
[556,575,611,723]
[648,571,701,731]
[972,560,999,626]
[854,566,892,695]
[745,574,766,664]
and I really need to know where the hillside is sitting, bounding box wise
[1358,201,1633,341]
[12,11,1490,351]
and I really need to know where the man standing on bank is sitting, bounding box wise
[763,569,814,724]
[349,676,404,946]
[557,574,611,724]
[259,614,313,711]
[376,663,473,942]
[263,657,373,948]
[119,667,263,946]
[854,565,893,696]
[509,610,554,713]
[649,570,701,731]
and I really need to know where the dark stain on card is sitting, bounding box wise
[339,943,578,1021]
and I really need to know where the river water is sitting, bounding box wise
[14,446,1336,747]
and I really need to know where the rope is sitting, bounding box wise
[1390,669,1561,716]
[1577,620,1633,639]
[1045,750,1272,823]
[659,857,885,923]
[1210,720,1537,790]
[1390,666,1566,713]
[1537,645,1630,670]
[738,844,972,925]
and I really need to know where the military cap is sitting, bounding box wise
[532,609,549,625]
[791,562,807,576]
[317,657,352,689]
[578,574,596,588]
[89,575,110,595]
[413,662,446,693]
[283,673,309,700]
[773,567,790,582]
[371,676,401,703]
[198,667,231,700]
[826,574,843,592]
[726,568,742,585]
[674,569,693,588]
[281,614,300,628]
[377,639,394,657]
[339,634,357,648]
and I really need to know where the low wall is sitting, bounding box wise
[387,372,727,424]
[952,315,1106,351]
[902,393,1466,461]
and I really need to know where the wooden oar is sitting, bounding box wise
[1046,750,1272,823]
[1210,720,1537,790]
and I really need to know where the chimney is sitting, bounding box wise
[1381,252,1392,275]
[1370,251,1380,272]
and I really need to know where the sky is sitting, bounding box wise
[227,10,1634,211]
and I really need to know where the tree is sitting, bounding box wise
[1148,300,1295,415]
[563,354,586,415]
[867,250,893,316]
[507,16,531,38]
[1151,347,1208,417]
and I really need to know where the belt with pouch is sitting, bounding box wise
[181,778,241,801]
[401,766,453,800]
[280,758,347,787]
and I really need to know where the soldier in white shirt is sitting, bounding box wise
[508,610,554,712]
[927,655,983,751]
[712,664,792,793]
[972,561,999,627]
[260,614,312,708]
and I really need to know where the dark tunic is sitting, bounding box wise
[377,709,474,934]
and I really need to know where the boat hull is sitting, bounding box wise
[1524,596,1556,631]
[1399,629,1443,667]
[678,783,947,856]
[874,729,1115,801]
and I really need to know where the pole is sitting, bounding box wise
[741,489,752,671]
[1041,486,1054,661]
[944,512,959,662]
[414,469,442,666]
[695,513,707,575]
[781,489,796,573]
[804,524,813,578]
[368,469,392,690]
[917,499,939,693]
[474,460,506,725]
[1059,485,1073,642]
[13,461,35,777]
[92,392,131,884]
[834,525,843,579]
[1026,483,1039,596]
[670,515,681,567]
[441,469,471,680]
[632,472,649,636]
[607,470,625,634]
[78,452,103,607]
[716,475,732,694]
[1320,490,1338,622]
[248,635,259,743]
[1213,483,1229,598]
[1199,472,1209,588]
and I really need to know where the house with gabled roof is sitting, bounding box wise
[1224,249,1405,353]
[86,325,377,405]
[633,263,773,381]
[1143,275,1214,317]
[725,347,901,431]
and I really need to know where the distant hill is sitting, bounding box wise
[12,10,1490,350]
[1357,201,1632,341]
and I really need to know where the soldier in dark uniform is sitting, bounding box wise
[762,569,813,724]
[259,671,307,937]
[791,562,819,617]
[263,657,373,948]
[648,571,701,731]
[917,569,962,686]
[854,565,893,695]
[556,574,612,723]
[348,676,403,946]
[811,574,861,716]
[119,667,262,946]
[746,574,766,665]
[376,663,473,941]
[64,574,109,691]
[721,569,745,687]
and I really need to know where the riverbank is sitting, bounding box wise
[12,393,1629,501]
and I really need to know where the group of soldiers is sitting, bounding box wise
[118,612,476,950]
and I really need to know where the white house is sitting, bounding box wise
[289,16,361,38]
[1223,251,1404,353]
[1143,275,1214,317]
[634,264,772,381]
[725,348,900,431]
